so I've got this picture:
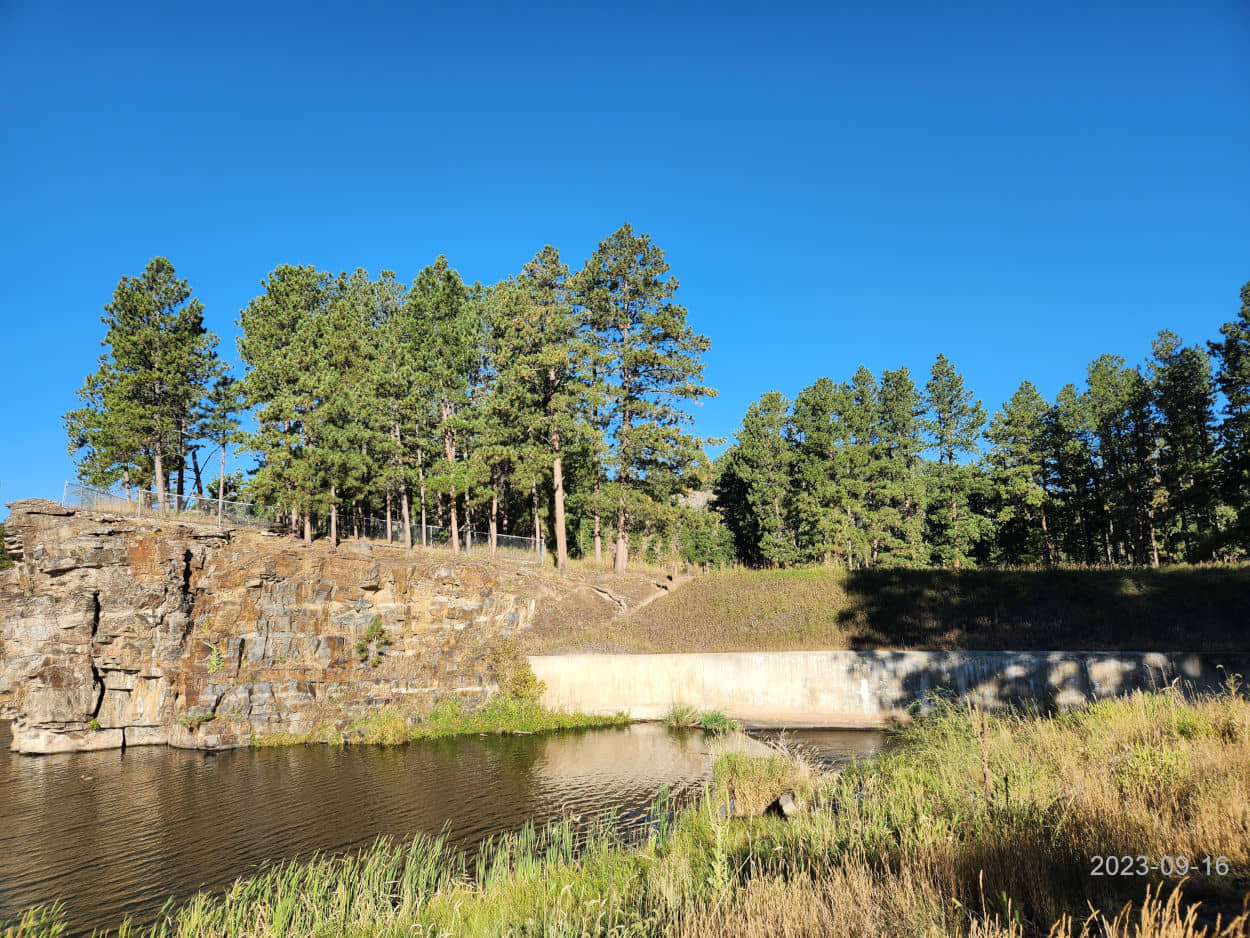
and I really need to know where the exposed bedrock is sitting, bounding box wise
[0,499,535,753]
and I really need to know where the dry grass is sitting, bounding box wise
[537,564,1250,653]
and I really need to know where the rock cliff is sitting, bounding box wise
[0,499,539,753]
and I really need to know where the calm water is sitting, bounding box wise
[0,721,884,934]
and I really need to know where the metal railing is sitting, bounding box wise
[61,481,545,563]
[62,481,280,529]
[331,515,544,563]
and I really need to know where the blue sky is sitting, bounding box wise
[1,0,1247,517]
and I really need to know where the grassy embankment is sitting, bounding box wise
[8,687,1248,938]
[526,564,1250,653]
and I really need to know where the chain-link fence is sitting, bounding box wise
[62,481,545,562]
[332,515,543,562]
[62,481,280,529]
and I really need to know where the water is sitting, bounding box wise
[0,720,884,934]
[750,726,897,769]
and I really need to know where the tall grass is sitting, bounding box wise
[253,694,629,747]
[662,704,741,735]
[7,688,1248,938]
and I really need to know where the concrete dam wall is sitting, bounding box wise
[528,650,1250,727]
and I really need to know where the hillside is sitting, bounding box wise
[523,565,1250,654]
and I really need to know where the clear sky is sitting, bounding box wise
[1,0,1247,518]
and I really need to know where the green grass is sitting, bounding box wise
[253,694,630,748]
[540,564,1250,653]
[662,703,740,735]
[9,689,1249,938]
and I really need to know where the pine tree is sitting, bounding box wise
[237,264,335,544]
[574,224,714,572]
[789,377,854,565]
[924,354,989,568]
[406,257,477,554]
[1149,331,1219,559]
[1044,384,1097,563]
[985,381,1052,563]
[876,367,927,564]
[848,365,889,566]
[200,375,243,524]
[733,391,797,568]
[371,272,433,549]
[316,269,381,549]
[1210,281,1250,554]
[66,257,221,510]
[486,247,598,572]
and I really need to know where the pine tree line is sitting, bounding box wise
[716,281,1250,569]
[65,225,717,573]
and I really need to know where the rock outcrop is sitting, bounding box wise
[0,499,536,753]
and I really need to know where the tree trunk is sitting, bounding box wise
[552,449,568,573]
[531,480,543,559]
[154,447,167,513]
[1040,502,1054,565]
[442,405,459,555]
[386,491,393,544]
[176,422,186,503]
[1149,518,1161,569]
[329,483,338,550]
[217,445,225,526]
[614,501,628,573]
[951,496,961,571]
[190,446,204,498]
[593,478,602,563]
[303,512,312,549]
[448,489,460,554]
[124,465,132,503]
[418,458,428,547]
[489,484,498,559]
[401,485,413,551]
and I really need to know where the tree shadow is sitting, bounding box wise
[837,567,1250,653]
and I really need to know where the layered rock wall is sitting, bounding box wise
[0,500,535,753]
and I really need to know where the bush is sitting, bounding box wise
[355,616,391,667]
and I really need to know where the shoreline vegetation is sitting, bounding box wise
[8,688,1248,938]
[250,694,631,748]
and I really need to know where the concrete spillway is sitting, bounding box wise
[528,650,1250,727]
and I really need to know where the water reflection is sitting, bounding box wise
[0,721,882,935]
[750,727,894,769]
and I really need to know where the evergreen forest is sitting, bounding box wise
[64,228,1250,571]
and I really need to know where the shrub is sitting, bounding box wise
[355,616,391,667]
[697,710,740,735]
[663,702,700,728]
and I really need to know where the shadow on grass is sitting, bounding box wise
[837,567,1250,652]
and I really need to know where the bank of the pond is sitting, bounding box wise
[8,688,1248,938]
[249,695,630,747]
